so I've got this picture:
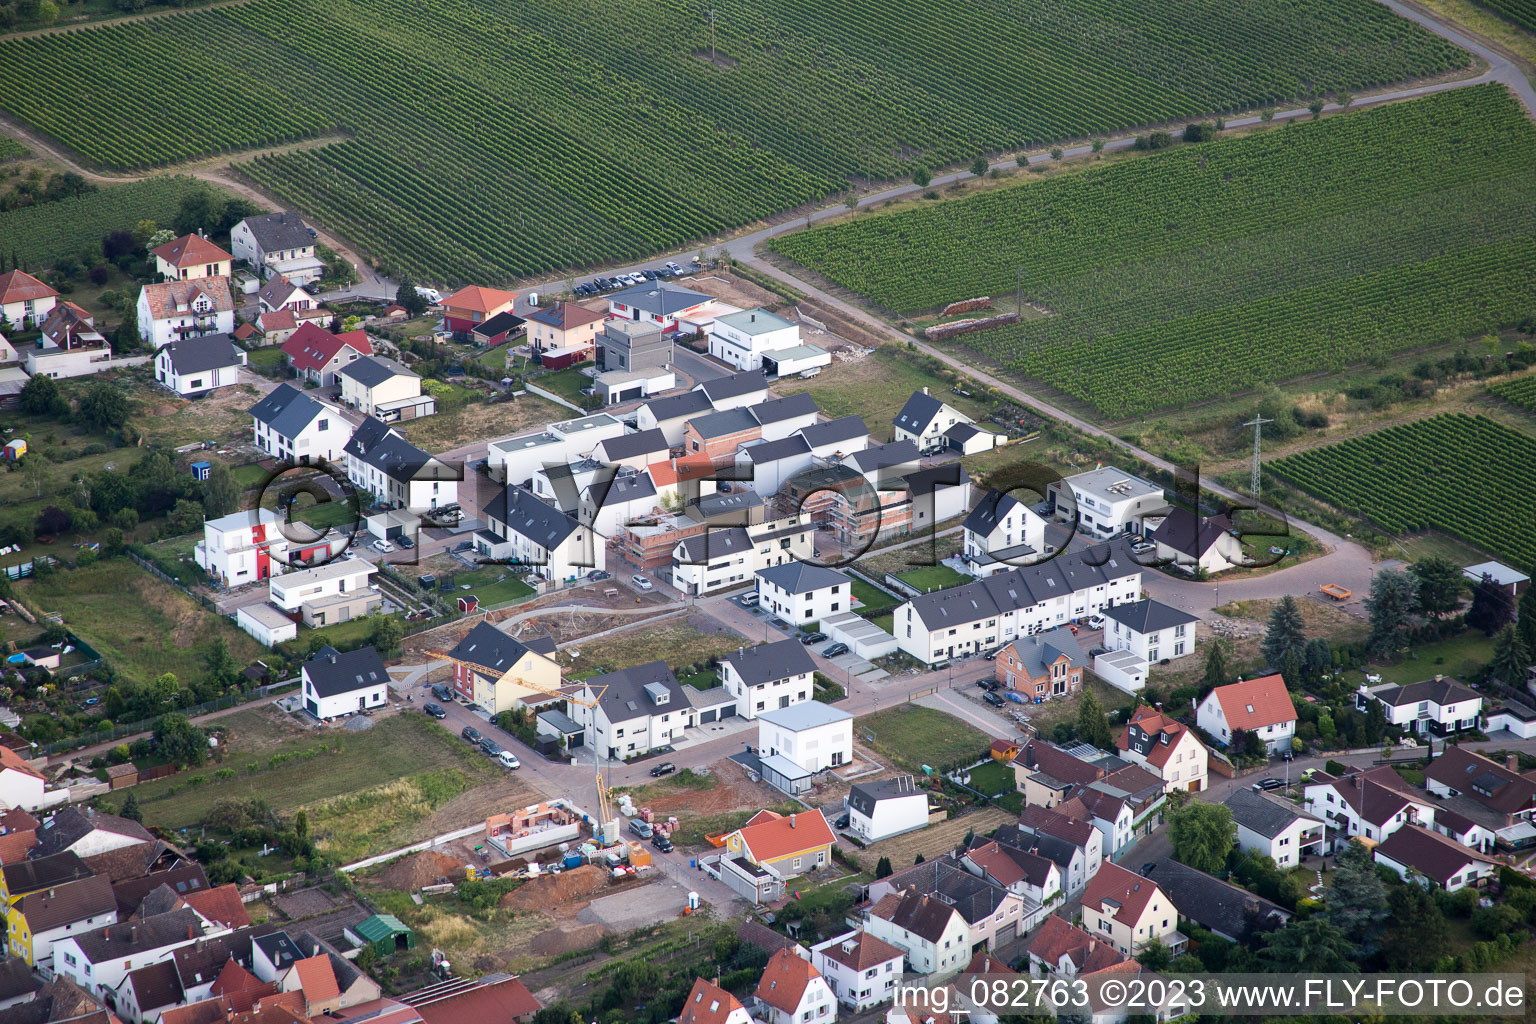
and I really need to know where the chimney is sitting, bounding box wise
[188,924,194,939]
[130,925,138,942]
[1509,755,1520,773]
[1353,775,1363,789]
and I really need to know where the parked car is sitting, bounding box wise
[983,648,998,660]
[631,573,654,591]
[982,691,1006,707]
[649,762,677,777]
[665,261,682,273]
[739,593,760,607]
[835,813,850,829]
[431,683,454,702]
[398,535,415,549]
[588,569,611,581]
[641,269,658,281]
[371,539,395,554]
[423,703,447,719]
[1140,862,1157,877]
[1254,778,1285,791]
[976,679,999,691]
[480,737,503,756]
[821,642,850,658]
[461,726,482,744]
[801,631,828,645]
[1087,613,1105,629]
[651,833,673,852]
[498,750,521,770]
[628,819,654,839]
[1280,750,1294,762]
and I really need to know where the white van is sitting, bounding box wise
[414,286,442,305]
[498,750,520,770]
[740,593,760,607]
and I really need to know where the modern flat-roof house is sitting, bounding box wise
[1149,508,1246,574]
[570,660,691,759]
[961,488,1048,577]
[236,602,298,648]
[1355,676,1483,737]
[488,412,624,486]
[526,301,605,369]
[1103,598,1198,664]
[337,356,434,421]
[754,562,852,625]
[755,702,853,794]
[477,484,602,581]
[250,383,350,464]
[268,557,380,628]
[342,416,457,511]
[0,270,58,329]
[708,308,799,372]
[894,542,1142,664]
[301,645,389,721]
[137,277,235,349]
[721,638,817,720]
[597,319,672,373]
[1046,466,1168,540]
[607,282,713,332]
[446,621,561,713]
[892,388,977,455]
[231,212,325,284]
[1196,674,1297,755]
[194,508,289,587]
[1116,706,1209,794]
[152,234,233,283]
[282,323,372,387]
[847,775,929,843]
[25,303,113,379]
[994,628,1087,701]
[154,333,246,397]
[1225,788,1325,868]
[1462,560,1530,596]
[1374,823,1497,892]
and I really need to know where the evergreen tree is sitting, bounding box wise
[1259,917,1356,972]
[1410,556,1464,617]
[1489,626,1530,685]
[1366,569,1417,658]
[1261,596,1306,666]
[1328,839,1388,954]
[1076,691,1113,750]
[1468,576,1517,635]
[1280,647,1303,690]
[1202,638,1232,690]
[1381,880,1447,970]
[119,790,142,823]
[200,462,241,518]
[875,857,892,878]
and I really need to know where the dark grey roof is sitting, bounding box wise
[37,808,152,858]
[447,621,541,674]
[797,415,869,449]
[172,924,280,991]
[693,490,764,520]
[1150,508,1233,558]
[611,282,712,316]
[337,355,418,388]
[1224,788,1319,840]
[2,851,91,894]
[536,709,582,735]
[1146,859,1289,940]
[848,775,923,817]
[586,469,657,510]
[880,861,1009,926]
[963,489,1025,537]
[742,435,811,465]
[482,485,580,547]
[597,428,669,462]
[1371,676,1479,708]
[945,422,981,443]
[526,636,558,656]
[905,541,1139,631]
[1102,598,1198,634]
[676,526,752,563]
[844,440,920,477]
[755,562,849,595]
[748,392,817,427]
[993,824,1079,871]
[0,959,39,1003]
[585,660,686,723]
[893,390,946,434]
[471,309,526,338]
[689,407,759,440]
[721,638,815,687]
[161,333,242,376]
[125,961,182,1013]
[641,390,713,423]
[347,422,445,484]
[240,211,313,252]
[253,931,304,971]
[249,383,331,439]
[342,414,393,460]
[303,645,387,699]
[697,370,768,403]
[72,907,206,963]
[1002,628,1086,678]
[904,462,971,496]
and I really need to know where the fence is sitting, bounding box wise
[523,382,586,414]
[882,572,921,599]
[126,551,217,612]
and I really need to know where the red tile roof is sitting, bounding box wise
[281,323,371,373]
[1014,740,1103,786]
[406,975,541,1024]
[0,828,38,865]
[814,930,903,971]
[962,950,1017,977]
[732,809,835,864]
[441,285,516,315]
[1027,914,1127,973]
[292,955,339,1004]
[152,234,232,269]
[233,323,259,341]
[1018,804,1099,848]
[647,454,715,487]
[0,745,43,780]
[1082,861,1163,926]
[677,978,745,1024]
[258,309,297,333]
[1210,674,1297,730]
[754,948,819,1014]
[0,270,57,305]
[210,961,275,1013]
[161,997,233,1024]
[184,884,252,928]
[141,277,234,323]
[1117,705,1199,769]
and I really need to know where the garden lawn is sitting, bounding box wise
[454,566,536,608]
[850,579,901,617]
[531,365,595,405]
[856,704,991,773]
[231,463,270,490]
[140,533,203,586]
[1347,630,1496,686]
[16,559,264,686]
[894,565,969,593]
[966,759,1014,797]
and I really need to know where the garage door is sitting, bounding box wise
[568,732,584,748]
[618,386,644,402]
[698,708,718,724]
[995,921,1018,945]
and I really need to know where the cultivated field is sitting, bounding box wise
[0,176,220,269]
[773,87,1536,418]
[0,0,1466,284]
[1268,412,1536,570]
[1488,373,1536,414]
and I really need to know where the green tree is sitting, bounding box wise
[36,1,57,23]
[172,190,218,237]
[154,712,207,767]
[911,164,931,188]
[119,790,143,823]
[200,462,241,518]
[1076,691,1112,750]
[1049,147,1064,160]
[969,155,988,177]
[1489,626,1530,685]
[355,945,376,974]
[395,279,428,317]
[1518,583,1536,660]
[1090,138,1106,153]
[1308,99,1326,119]
[77,381,132,433]
[152,672,180,704]
[1366,569,1417,658]
[1202,637,1232,689]
[22,456,51,499]
[294,809,309,840]
[1261,595,1307,667]
[167,499,205,535]
[1468,576,1517,635]
[19,373,65,416]
[1410,556,1463,617]
[14,0,39,19]
[1136,940,1171,971]
[1329,839,1388,953]
[366,612,404,655]
[1167,801,1233,873]
[204,638,238,689]
[875,857,893,879]
[1259,916,1355,972]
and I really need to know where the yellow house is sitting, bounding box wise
[446,621,562,714]
[725,809,836,876]
[7,874,115,966]
[1079,862,1183,956]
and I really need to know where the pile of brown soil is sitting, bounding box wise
[375,850,464,891]
[529,922,608,956]
[499,864,609,911]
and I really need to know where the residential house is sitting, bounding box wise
[695,368,771,411]
[137,277,235,349]
[684,407,763,466]
[26,303,113,379]
[994,628,1086,700]
[36,810,154,860]
[579,469,660,539]
[1225,788,1325,868]
[635,390,715,445]
[0,959,41,1009]
[1355,676,1483,737]
[445,621,561,713]
[895,543,1142,665]
[676,978,753,1024]
[439,286,517,336]
[342,417,457,511]
[1026,914,1129,977]
[114,960,186,1024]
[891,388,974,455]
[596,319,671,373]
[6,872,115,968]
[721,638,817,720]
[250,383,349,464]
[867,859,1034,953]
[961,489,1048,577]
[255,309,301,347]
[756,702,853,792]
[256,277,316,317]
[737,436,815,499]
[403,975,542,1024]
[708,309,799,371]
[194,508,290,586]
[752,948,835,1024]
[1009,741,1104,811]
[473,309,527,350]
[811,930,905,1012]
[1196,674,1297,755]
[724,809,836,877]
[281,324,371,387]
[863,890,969,975]
[0,746,47,813]
[1302,766,1433,851]
[1430,806,1498,854]
[1485,701,1536,739]
[571,660,690,759]
[1423,745,1536,826]
[0,270,57,329]
[747,392,820,443]
[152,235,232,282]
[155,334,246,397]
[267,557,380,628]
[607,282,713,333]
[592,366,675,404]
[1148,508,1246,574]
[487,412,623,487]
[592,428,671,471]
[1144,860,1291,943]
[231,213,324,285]
[670,513,814,597]
[1045,466,1167,540]
[846,776,929,843]
[1116,706,1209,794]
[0,808,39,866]
[961,839,1062,907]
[337,357,434,421]
[1373,823,1497,892]
[300,646,388,721]
[53,907,222,1002]
[755,563,851,625]
[797,415,871,460]
[1079,862,1182,956]
[477,485,602,581]
[1102,599,1197,664]
[525,301,604,368]
[1003,815,1103,896]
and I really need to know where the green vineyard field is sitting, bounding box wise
[772,86,1536,418]
[1269,414,1536,572]
[1489,374,1536,414]
[1476,0,1536,33]
[0,0,1467,284]
[0,175,219,270]
[0,137,27,161]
